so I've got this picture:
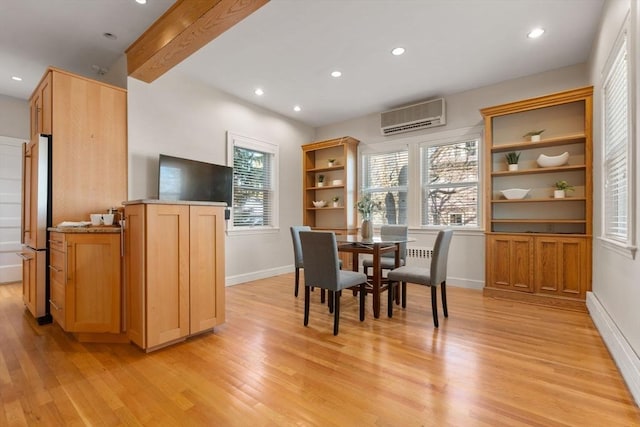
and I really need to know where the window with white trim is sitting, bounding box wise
[226,132,278,231]
[361,149,409,225]
[602,25,634,248]
[421,138,479,227]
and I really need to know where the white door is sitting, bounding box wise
[0,136,25,283]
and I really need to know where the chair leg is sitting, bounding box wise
[321,289,326,304]
[402,282,407,308]
[333,291,340,335]
[395,278,400,305]
[441,281,448,318]
[430,286,439,328]
[294,268,300,297]
[387,281,394,318]
[359,283,365,321]
[328,290,334,313]
[304,286,310,326]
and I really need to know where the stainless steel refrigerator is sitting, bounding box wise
[19,134,52,324]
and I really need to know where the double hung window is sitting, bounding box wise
[360,150,409,225]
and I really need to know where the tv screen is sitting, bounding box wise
[158,154,232,206]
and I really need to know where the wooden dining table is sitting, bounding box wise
[336,234,410,318]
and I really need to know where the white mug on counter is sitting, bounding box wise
[90,214,102,226]
[102,214,114,226]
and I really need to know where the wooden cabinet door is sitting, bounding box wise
[125,204,146,347]
[29,72,51,139]
[20,248,46,318]
[487,235,533,292]
[22,142,32,246]
[535,237,587,299]
[65,234,121,333]
[189,206,225,334]
[145,204,190,348]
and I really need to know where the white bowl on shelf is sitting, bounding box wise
[537,152,569,168]
[500,188,530,200]
[312,200,327,208]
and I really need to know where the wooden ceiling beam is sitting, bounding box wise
[126,0,269,83]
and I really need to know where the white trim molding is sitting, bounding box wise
[587,291,640,406]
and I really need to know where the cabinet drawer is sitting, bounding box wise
[49,279,65,329]
[49,232,65,252]
[49,248,65,284]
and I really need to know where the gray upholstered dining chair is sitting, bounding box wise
[300,231,367,335]
[362,224,408,276]
[386,229,453,327]
[290,225,311,297]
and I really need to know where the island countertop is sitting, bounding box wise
[48,226,121,234]
[122,199,227,207]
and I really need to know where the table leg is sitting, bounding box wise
[373,244,381,318]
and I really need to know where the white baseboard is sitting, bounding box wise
[225,265,293,286]
[587,291,640,406]
[0,264,21,284]
[447,276,484,290]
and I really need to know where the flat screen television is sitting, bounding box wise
[158,154,233,206]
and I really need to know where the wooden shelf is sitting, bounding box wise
[306,185,344,190]
[492,197,587,203]
[306,165,344,173]
[490,134,586,153]
[491,219,586,224]
[492,164,586,176]
[306,207,343,211]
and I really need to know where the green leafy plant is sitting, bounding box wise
[328,158,336,163]
[505,151,520,164]
[554,180,574,192]
[317,174,325,183]
[332,196,339,202]
[523,129,545,137]
[356,195,381,219]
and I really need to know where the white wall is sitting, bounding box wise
[127,70,315,284]
[586,0,640,404]
[0,94,29,139]
[315,64,590,289]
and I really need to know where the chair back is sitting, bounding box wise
[380,225,408,261]
[430,229,453,286]
[299,231,341,291]
[290,225,311,268]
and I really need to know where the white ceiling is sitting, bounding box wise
[1,0,604,128]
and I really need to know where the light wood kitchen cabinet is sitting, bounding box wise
[29,71,51,140]
[18,248,46,320]
[27,67,127,226]
[302,136,359,269]
[481,87,592,309]
[48,231,122,336]
[124,201,226,352]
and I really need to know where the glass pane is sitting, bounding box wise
[426,141,478,185]
[422,185,478,226]
[233,146,273,227]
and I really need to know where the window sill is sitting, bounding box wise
[598,236,637,260]
[227,226,280,237]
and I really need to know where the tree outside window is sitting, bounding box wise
[422,138,479,227]
[361,150,408,225]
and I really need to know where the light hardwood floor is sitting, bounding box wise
[1,275,638,426]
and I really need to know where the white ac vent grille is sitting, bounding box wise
[381,98,446,136]
[406,247,433,266]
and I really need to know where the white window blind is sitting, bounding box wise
[227,132,278,230]
[421,138,479,227]
[361,150,408,225]
[603,32,629,242]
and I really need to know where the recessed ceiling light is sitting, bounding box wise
[331,71,342,78]
[293,105,301,112]
[391,47,405,56]
[254,88,264,96]
[527,28,545,39]
[11,76,22,81]
[135,0,147,4]
[103,32,117,40]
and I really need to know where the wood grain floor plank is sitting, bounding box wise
[1,276,639,426]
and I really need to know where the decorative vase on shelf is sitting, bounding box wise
[531,135,541,142]
[508,164,518,171]
[360,218,373,240]
[554,190,565,199]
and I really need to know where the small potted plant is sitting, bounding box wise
[523,129,545,142]
[553,180,574,198]
[317,174,325,187]
[328,158,336,167]
[505,151,520,171]
[331,196,339,207]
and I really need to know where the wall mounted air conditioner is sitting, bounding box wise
[380,98,446,136]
